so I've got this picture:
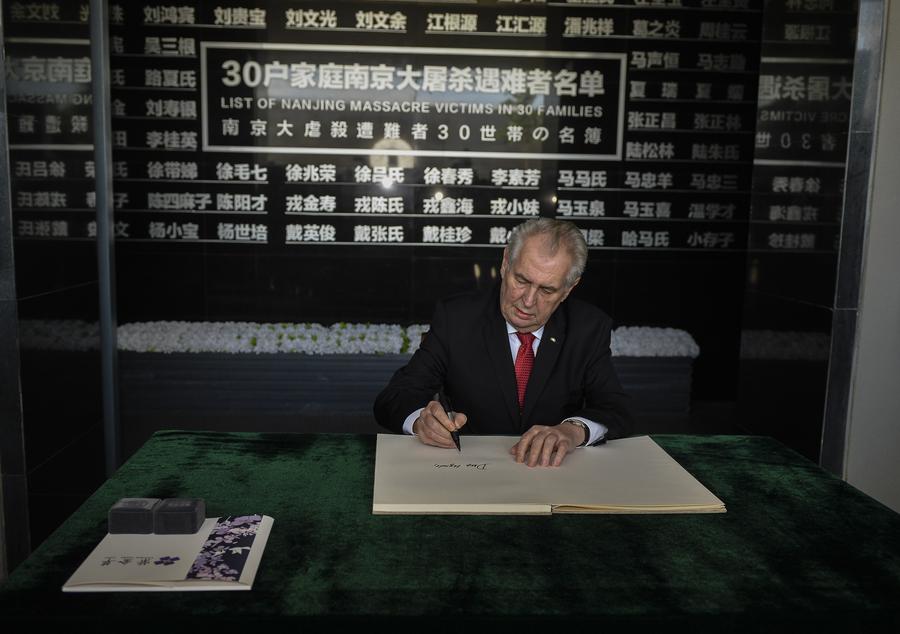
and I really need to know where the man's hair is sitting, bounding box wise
[506,218,587,288]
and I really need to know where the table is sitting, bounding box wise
[2,431,899,632]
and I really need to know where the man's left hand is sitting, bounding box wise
[510,423,584,467]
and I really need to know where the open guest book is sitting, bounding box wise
[373,435,725,515]
[62,514,273,592]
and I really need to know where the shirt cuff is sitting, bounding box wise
[402,408,425,435]
[566,417,607,446]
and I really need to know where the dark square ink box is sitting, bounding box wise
[108,498,161,534]
[153,498,206,534]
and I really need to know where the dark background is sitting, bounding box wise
[3,0,857,560]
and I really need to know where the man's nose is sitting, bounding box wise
[522,286,538,307]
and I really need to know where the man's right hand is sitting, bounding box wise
[412,400,468,448]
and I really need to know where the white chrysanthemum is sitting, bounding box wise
[611,327,700,358]
[116,322,701,358]
[405,324,430,354]
[117,321,407,354]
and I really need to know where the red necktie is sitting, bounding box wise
[514,332,535,411]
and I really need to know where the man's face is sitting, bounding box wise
[499,236,579,333]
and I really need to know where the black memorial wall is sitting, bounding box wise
[738,0,857,460]
[5,0,856,438]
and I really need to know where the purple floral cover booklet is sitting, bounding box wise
[187,515,266,582]
[62,515,274,592]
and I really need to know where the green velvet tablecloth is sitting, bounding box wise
[2,431,899,632]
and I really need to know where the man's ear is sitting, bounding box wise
[500,247,509,275]
[561,277,581,302]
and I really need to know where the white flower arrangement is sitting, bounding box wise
[117,321,407,354]
[18,320,701,358]
[405,324,430,353]
[611,326,700,359]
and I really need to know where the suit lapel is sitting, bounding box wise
[482,300,520,427]
[522,305,566,427]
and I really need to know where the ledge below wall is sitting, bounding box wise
[119,352,694,455]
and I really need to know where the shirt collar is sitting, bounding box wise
[505,321,544,342]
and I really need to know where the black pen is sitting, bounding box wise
[438,390,461,452]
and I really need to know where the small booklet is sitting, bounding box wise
[373,435,725,515]
[62,514,274,592]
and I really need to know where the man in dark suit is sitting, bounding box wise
[374,218,633,467]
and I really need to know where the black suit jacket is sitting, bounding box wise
[374,286,633,441]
